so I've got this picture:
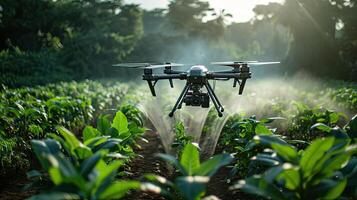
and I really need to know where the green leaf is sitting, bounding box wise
[156,153,186,175]
[73,146,93,160]
[255,124,272,135]
[306,179,347,199]
[99,181,140,199]
[97,115,111,135]
[83,126,101,141]
[27,192,80,200]
[48,167,63,185]
[175,176,209,200]
[311,123,332,133]
[300,137,335,178]
[180,143,201,176]
[194,153,233,176]
[111,111,129,134]
[31,139,61,170]
[260,117,285,124]
[79,152,103,178]
[231,176,287,200]
[329,112,341,124]
[277,166,300,190]
[84,136,109,148]
[94,160,123,190]
[57,126,81,150]
[253,135,291,147]
[271,143,298,162]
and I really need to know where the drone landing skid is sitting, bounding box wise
[168,82,224,117]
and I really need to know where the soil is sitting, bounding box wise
[0,131,253,200]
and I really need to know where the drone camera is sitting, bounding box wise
[184,92,209,108]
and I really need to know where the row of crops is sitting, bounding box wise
[0,80,129,176]
[0,80,356,199]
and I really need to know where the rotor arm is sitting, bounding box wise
[207,72,251,79]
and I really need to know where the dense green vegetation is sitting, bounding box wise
[0,81,128,176]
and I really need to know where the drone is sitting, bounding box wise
[113,61,280,117]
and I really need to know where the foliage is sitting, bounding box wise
[29,139,140,200]
[219,115,284,177]
[142,143,233,200]
[172,121,194,154]
[253,0,357,79]
[327,85,357,111]
[287,101,346,141]
[0,81,128,177]
[0,0,143,83]
[0,49,72,87]
[232,134,357,199]
[27,109,146,199]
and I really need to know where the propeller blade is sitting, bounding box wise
[211,61,259,65]
[112,63,154,68]
[145,63,185,69]
[249,62,281,66]
[112,62,185,69]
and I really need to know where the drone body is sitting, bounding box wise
[114,61,279,117]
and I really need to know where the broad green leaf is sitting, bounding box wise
[271,143,298,162]
[99,181,140,199]
[260,117,285,124]
[300,137,335,178]
[264,166,284,183]
[95,160,123,187]
[194,153,233,176]
[306,179,347,199]
[111,111,129,134]
[175,176,209,200]
[277,167,300,190]
[73,146,92,160]
[253,135,291,147]
[97,115,111,135]
[180,143,200,176]
[79,152,103,177]
[31,139,61,170]
[255,124,272,135]
[49,167,63,185]
[156,153,186,175]
[83,126,101,141]
[231,176,287,200]
[251,154,280,167]
[84,136,109,148]
[320,153,351,177]
[57,126,81,150]
[311,123,332,133]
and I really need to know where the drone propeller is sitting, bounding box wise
[211,61,259,65]
[211,61,280,67]
[248,61,281,66]
[112,63,184,69]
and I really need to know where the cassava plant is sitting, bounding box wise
[29,139,140,200]
[231,134,357,200]
[141,143,233,200]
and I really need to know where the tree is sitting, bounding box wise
[253,0,348,78]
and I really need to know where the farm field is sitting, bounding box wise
[0,78,356,199]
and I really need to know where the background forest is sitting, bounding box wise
[0,0,356,87]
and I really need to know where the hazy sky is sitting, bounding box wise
[125,0,284,22]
